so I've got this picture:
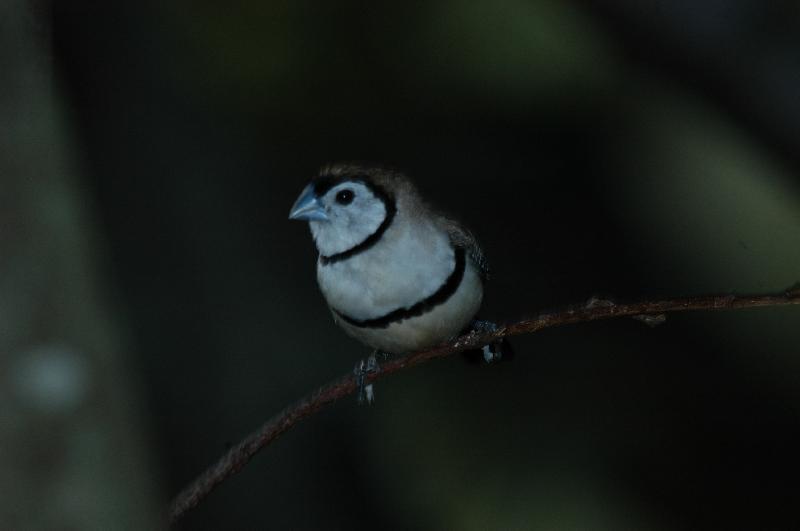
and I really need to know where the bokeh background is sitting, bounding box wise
[2,1,799,529]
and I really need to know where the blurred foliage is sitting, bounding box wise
[156,0,621,117]
[1,2,162,530]
[618,86,799,294]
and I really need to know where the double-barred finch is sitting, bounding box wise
[289,164,508,401]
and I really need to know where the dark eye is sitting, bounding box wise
[335,189,355,205]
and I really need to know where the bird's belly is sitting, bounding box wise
[333,265,483,354]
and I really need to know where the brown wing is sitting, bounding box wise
[439,218,490,281]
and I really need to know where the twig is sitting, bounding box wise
[168,287,800,524]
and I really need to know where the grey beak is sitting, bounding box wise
[289,184,329,222]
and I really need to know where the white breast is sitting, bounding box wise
[316,219,484,353]
[317,219,456,320]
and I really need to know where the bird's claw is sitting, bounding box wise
[470,319,508,363]
[354,352,381,405]
[481,342,502,363]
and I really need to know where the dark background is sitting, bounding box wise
[2,1,799,529]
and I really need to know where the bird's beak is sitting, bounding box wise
[289,184,329,222]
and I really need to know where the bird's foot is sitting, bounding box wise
[470,319,513,363]
[354,351,383,405]
[585,296,615,309]
[481,342,502,364]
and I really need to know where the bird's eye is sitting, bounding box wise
[335,189,355,205]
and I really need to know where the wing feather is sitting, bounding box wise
[439,218,490,281]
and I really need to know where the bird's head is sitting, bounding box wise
[289,164,399,258]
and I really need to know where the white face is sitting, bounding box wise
[309,181,389,257]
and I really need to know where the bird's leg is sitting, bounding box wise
[354,350,383,405]
[469,319,508,363]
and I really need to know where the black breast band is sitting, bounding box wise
[332,247,466,329]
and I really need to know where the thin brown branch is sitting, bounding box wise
[168,287,800,525]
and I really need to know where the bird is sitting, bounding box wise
[289,163,508,402]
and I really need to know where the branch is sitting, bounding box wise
[168,287,800,524]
